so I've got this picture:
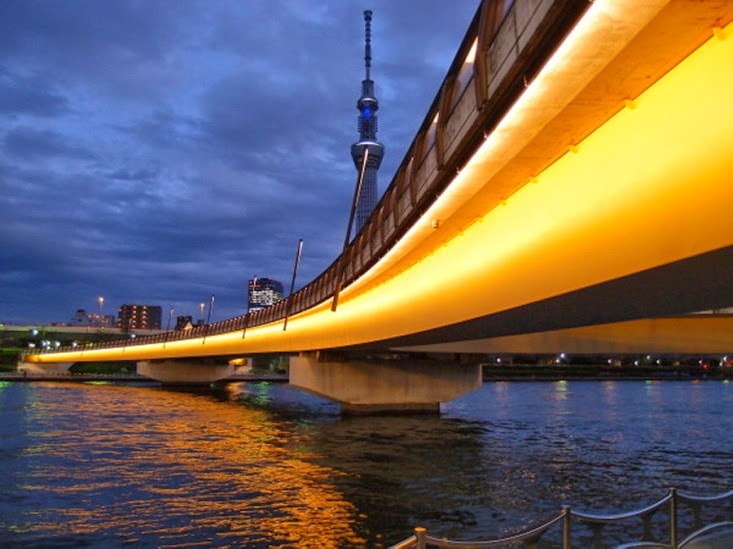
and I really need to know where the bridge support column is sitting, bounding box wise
[289,353,482,414]
[17,361,74,375]
[137,360,235,384]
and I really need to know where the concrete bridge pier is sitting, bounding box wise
[17,361,75,375]
[289,352,482,414]
[137,360,235,384]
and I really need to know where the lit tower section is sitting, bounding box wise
[351,9,384,234]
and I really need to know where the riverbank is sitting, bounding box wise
[2,367,729,385]
[482,363,732,381]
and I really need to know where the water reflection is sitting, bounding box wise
[0,380,730,547]
[440,380,732,539]
[1,382,361,547]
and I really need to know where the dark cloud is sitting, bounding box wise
[0,0,480,324]
[0,68,70,117]
[4,126,94,159]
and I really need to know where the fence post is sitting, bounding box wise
[562,505,572,549]
[669,487,678,548]
[415,527,427,549]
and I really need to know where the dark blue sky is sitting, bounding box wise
[1,1,479,324]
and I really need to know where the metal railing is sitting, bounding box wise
[389,488,733,549]
[23,0,590,361]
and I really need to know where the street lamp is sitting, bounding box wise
[206,294,215,325]
[98,296,105,327]
[199,302,205,325]
[166,307,174,331]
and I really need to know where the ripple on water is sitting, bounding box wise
[0,379,730,547]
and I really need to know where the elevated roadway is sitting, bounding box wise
[22,0,733,409]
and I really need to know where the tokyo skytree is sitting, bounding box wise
[350,9,384,234]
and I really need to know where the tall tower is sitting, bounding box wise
[351,9,384,234]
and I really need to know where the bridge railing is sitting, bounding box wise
[388,488,733,549]
[25,0,592,359]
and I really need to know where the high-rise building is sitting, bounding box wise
[117,304,162,331]
[248,277,284,312]
[351,10,384,234]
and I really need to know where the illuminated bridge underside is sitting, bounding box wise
[396,315,733,356]
[29,2,733,365]
[375,248,733,352]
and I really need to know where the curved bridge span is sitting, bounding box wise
[24,0,733,407]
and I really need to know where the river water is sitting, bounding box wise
[0,379,730,547]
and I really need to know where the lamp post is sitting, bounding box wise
[206,294,215,325]
[163,306,175,348]
[283,239,303,331]
[166,307,174,331]
[98,296,104,327]
[199,302,205,326]
[201,295,215,344]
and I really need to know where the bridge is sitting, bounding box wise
[21,0,733,412]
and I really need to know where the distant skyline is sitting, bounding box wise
[1,1,480,324]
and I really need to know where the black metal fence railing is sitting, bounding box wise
[389,488,733,549]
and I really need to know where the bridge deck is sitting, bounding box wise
[26,0,733,364]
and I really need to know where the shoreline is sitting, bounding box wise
[1,371,729,384]
[0,373,290,383]
[481,364,732,382]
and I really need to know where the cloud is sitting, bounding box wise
[4,126,94,160]
[0,0,480,324]
[0,68,70,117]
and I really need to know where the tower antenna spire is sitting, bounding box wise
[364,10,372,81]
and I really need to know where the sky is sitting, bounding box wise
[1,0,480,325]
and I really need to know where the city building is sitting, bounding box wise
[70,309,115,328]
[248,277,284,312]
[117,304,162,331]
[351,10,384,234]
[175,316,194,331]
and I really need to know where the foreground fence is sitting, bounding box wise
[389,488,733,548]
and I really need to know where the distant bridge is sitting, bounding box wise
[22,0,733,411]
[2,324,163,340]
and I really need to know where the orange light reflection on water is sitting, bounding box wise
[17,382,363,547]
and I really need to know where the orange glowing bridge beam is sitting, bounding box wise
[26,0,733,363]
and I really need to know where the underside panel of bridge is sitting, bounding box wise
[353,246,733,351]
[394,316,733,356]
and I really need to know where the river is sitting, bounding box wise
[0,379,730,547]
